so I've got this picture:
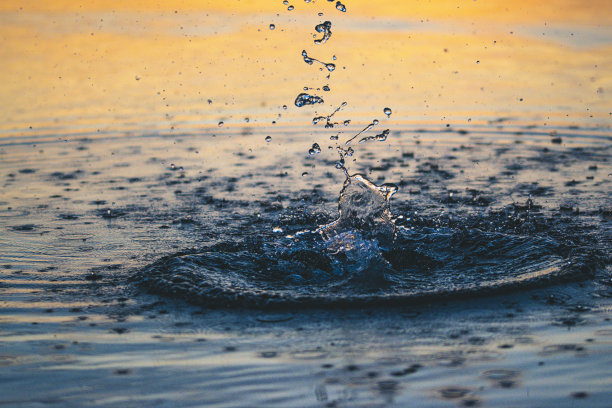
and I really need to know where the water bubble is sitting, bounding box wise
[335,1,346,12]
[265,136,272,142]
[295,93,324,107]
[218,121,224,127]
[269,24,275,30]
[384,107,392,117]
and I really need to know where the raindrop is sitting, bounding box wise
[384,107,392,117]
[265,136,272,142]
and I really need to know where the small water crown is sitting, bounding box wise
[319,175,398,252]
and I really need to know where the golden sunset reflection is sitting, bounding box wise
[0,0,610,141]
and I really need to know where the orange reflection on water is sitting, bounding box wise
[0,0,610,140]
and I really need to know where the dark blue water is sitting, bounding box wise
[135,173,606,309]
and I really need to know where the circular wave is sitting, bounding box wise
[134,225,598,309]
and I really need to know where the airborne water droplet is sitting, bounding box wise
[265,136,272,142]
[308,143,322,155]
[335,1,346,12]
[295,93,324,107]
[384,107,392,117]
[288,5,294,11]
[218,121,224,127]
[314,21,332,44]
[269,24,275,30]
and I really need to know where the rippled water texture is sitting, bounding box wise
[137,172,604,308]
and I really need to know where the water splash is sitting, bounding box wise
[358,129,390,144]
[312,101,347,128]
[314,21,332,44]
[295,93,324,107]
[319,174,398,250]
[301,50,336,72]
[344,119,380,145]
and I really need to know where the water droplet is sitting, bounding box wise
[295,93,324,107]
[244,117,250,123]
[314,21,332,44]
[309,143,321,155]
[302,171,309,176]
[333,55,337,60]
[302,50,314,65]
[269,24,275,30]
[384,107,392,117]
[323,85,330,91]
[343,120,351,126]
[325,63,336,72]
[283,0,289,4]
[330,134,339,140]
[335,1,346,12]
[265,136,272,142]
[288,5,294,11]
[373,119,379,125]
[207,99,212,104]
[282,104,288,110]
[218,121,224,127]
